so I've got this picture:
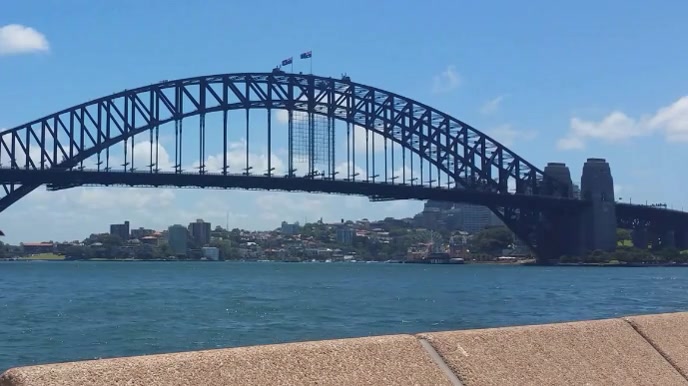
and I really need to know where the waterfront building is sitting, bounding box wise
[188,219,211,246]
[20,242,55,255]
[168,225,188,256]
[109,221,130,240]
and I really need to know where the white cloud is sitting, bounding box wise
[488,124,536,147]
[275,109,307,125]
[481,95,506,115]
[556,96,688,150]
[648,96,688,142]
[432,65,461,94]
[349,125,385,153]
[0,24,50,55]
[555,136,585,150]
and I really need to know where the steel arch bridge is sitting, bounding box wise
[0,71,684,259]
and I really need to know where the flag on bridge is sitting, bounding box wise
[300,51,312,59]
[282,57,293,66]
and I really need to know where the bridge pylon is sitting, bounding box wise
[538,162,582,263]
[580,158,617,253]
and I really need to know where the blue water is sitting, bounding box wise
[2,261,688,371]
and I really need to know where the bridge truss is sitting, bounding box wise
[0,71,648,258]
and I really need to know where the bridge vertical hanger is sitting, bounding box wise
[178,88,184,173]
[24,122,31,170]
[286,75,294,177]
[174,84,183,174]
[326,78,336,180]
[68,109,75,163]
[308,76,315,178]
[95,102,103,172]
[417,110,424,188]
[41,119,47,170]
[244,80,251,176]
[383,105,388,183]
[130,95,136,172]
[105,105,111,171]
[266,76,273,178]
[222,76,229,175]
[288,109,294,177]
[199,78,207,175]
[78,108,85,171]
[346,120,351,180]
[148,91,154,173]
[349,85,356,182]
[365,92,370,182]
[371,100,376,183]
[154,92,160,173]
[121,97,129,172]
[389,102,396,184]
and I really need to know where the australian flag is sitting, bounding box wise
[300,51,312,59]
[282,57,293,66]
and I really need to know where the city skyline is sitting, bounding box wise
[1,0,688,244]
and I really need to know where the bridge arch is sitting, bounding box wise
[0,72,570,254]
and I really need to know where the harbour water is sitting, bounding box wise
[2,261,688,371]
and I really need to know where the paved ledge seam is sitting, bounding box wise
[623,317,688,382]
[418,338,464,386]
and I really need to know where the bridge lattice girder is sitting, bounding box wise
[0,72,575,254]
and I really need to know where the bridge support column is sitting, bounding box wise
[659,229,676,250]
[538,162,582,263]
[537,211,583,263]
[632,227,648,249]
[580,158,617,253]
[675,229,688,250]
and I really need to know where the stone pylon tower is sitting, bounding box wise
[542,162,581,259]
[580,158,617,252]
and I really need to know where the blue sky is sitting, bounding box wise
[1,0,687,243]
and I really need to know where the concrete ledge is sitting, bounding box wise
[0,334,452,386]
[626,312,688,379]
[419,318,687,386]
[4,313,688,385]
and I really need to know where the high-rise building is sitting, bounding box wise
[109,221,130,240]
[422,201,502,234]
[280,221,301,235]
[336,226,355,245]
[168,224,189,256]
[450,203,502,233]
[188,219,211,246]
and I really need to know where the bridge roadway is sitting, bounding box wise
[2,167,686,227]
[0,167,585,212]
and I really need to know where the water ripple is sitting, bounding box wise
[2,262,688,371]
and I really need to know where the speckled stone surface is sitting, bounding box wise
[0,334,451,386]
[419,318,688,386]
[626,312,688,379]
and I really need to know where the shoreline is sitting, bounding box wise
[5,258,688,267]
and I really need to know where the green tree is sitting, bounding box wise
[616,228,632,246]
[470,226,513,254]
